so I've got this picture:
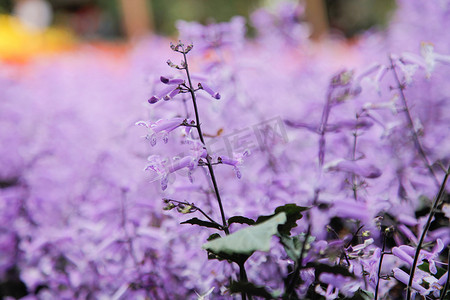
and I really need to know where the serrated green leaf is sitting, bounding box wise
[229,281,275,299]
[203,213,287,255]
[228,216,255,226]
[256,204,309,236]
[180,218,222,230]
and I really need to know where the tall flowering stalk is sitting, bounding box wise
[140,41,254,299]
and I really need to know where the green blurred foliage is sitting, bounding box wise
[151,0,261,36]
[0,0,397,39]
[0,0,13,13]
[326,0,397,37]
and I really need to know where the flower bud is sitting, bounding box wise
[198,83,221,99]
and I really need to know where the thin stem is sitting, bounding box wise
[440,250,450,300]
[389,56,440,187]
[318,88,333,168]
[181,49,229,235]
[374,232,387,300]
[163,198,222,228]
[406,166,450,300]
[351,113,360,201]
[285,225,311,298]
[238,262,250,300]
[179,44,248,299]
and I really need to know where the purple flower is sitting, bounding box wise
[315,284,339,300]
[136,118,185,146]
[397,224,418,244]
[421,239,444,274]
[318,273,361,297]
[145,155,198,190]
[332,199,370,222]
[360,248,381,285]
[148,85,183,104]
[392,246,414,266]
[163,87,181,101]
[198,83,221,99]
[324,159,382,179]
[160,76,185,85]
[218,150,250,179]
[393,268,429,296]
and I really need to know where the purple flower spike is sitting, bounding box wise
[199,83,221,99]
[160,76,185,85]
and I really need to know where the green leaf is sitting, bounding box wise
[349,289,374,300]
[280,233,315,261]
[256,204,309,236]
[180,218,222,230]
[229,281,275,299]
[418,261,446,278]
[203,212,287,255]
[228,216,255,226]
[206,251,250,264]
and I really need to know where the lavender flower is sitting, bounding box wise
[198,82,221,99]
[136,118,186,146]
[160,76,185,85]
[393,268,429,296]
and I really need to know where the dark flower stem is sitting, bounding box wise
[181,49,229,235]
[389,56,440,187]
[318,88,333,168]
[163,198,222,228]
[351,112,362,201]
[406,166,450,300]
[181,46,249,299]
[374,231,387,300]
[440,250,450,300]
[285,224,311,298]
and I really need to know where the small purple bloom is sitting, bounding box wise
[392,246,414,266]
[397,224,418,244]
[218,151,250,179]
[393,268,429,296]
[198,83,221,99]
[135,118,185,146]
[168,156,196,174]
[319,273,360,297]
[163,87,180,101]
[160,76,185,85]
[324,159,382,179]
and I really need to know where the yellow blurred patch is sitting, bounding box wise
[0,14,75,63]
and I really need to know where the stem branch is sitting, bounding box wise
[406,166,450,300]
[182,49,229,235]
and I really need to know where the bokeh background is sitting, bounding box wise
[3,1,450,300]
[0,0,396,62]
